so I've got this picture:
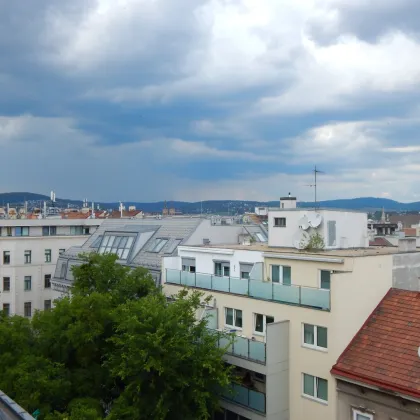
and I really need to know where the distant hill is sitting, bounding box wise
[0,192,419,213]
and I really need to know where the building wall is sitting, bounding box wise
[268,210,368,249]
[392,252,420,291]
[163,251,394,420]
[185,220,245,246]
[336,379,420,420]
[0,220,102,316]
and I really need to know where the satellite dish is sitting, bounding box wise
[293,230,310,250]
[298,215,310,230]
[308,212,323,228]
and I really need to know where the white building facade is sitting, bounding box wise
[0,219,102,317]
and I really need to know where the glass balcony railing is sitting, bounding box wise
[222,383,266,414]
[166,269,330,310]
[217,334,266,364]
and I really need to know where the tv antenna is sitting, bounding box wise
[305,165,325,208]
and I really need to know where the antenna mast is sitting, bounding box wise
[306,165,325,209]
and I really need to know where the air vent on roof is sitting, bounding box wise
[203,238,210,245]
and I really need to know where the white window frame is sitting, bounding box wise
[253,313,274,336]
[302,373,328,404]
[352,409,373,420]
[273,217,286,227]
[302,323,328,351]
[271,265,291,284]
[224,307,243,330]
[319,270,331,290]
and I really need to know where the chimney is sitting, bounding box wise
[398,237,417,253]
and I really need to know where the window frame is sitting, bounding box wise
[59,249,66,255]
[24,276,32,291]
[302,373,328,404]
[215,261,230,277]
[302,323,328,351]
[273,217,286,227]
[224,307,243,330]
[3,251,10,264]
[2,303,10,316]
[44,300,52,311]
[319,270,331,290]
[352,409,373,420]
[15,226,29,237]
[148,238,169,253]
[98,234,135,260]
[24,302,32,318]
[3,277,10,292]
[44,274,51,289]
[253,313,275,335]
[24,250,31,264]
[271,264,291,285]
[45,249,52,263]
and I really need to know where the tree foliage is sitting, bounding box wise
[0,253,231,419]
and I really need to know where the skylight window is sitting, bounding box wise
[91,235,103,248]
[99,235,134,260]
[165,239,182,254]
[148,238,168,253]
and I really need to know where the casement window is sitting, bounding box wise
[3,277,10,292]
[24,302,31,317]
[302,324,328,350]
[225,307,243,329]
[320,270,331,290]
[44,300,52,311]
[42,226,57,236]
[2,303,10,316]
[91,236,103,248]
[302,373,328,403]
[70,226,84,235]
[24,250,31,264]
[271,265,291,285]
[15,227,29,236]
[165,239,182,254]
[240,263,253,280]
[215,261,230,277]
[24,276,32,291]
[182,258,196,273]
[44,274,51,289]
[45,249,52,263]
[353,410,373,420]
[3,251,10,264]
[6,227,12,237]
[148,238,168,253]
[254,314,274,334]
[274,217,286,227]
[60,263,67,279]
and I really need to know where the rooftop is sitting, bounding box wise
[331,288,420,400]
[180,242,419,257]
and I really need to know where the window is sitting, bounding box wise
[254,314,274,334]
[274,217,286,227]
[45,249,52,263]
[303,324,328,350]
[327,220,336,247]
[15,226,29,236]
[90,235,103,248]
[3,251,10,264]
[320,270,331,290]
[165,239,182,254]
[24,276,32,291]
[44,300,52,311]
[59,249,66,255]
[271,265,291,285]
[3,277,10,292]
[84,227,90,235]
[148,238,168,253]
[44,274,51,289]
[24,302,31,317]
[42,226,57,236]
[6,227,12,237]
[2,303,10,316]
[302,373,328,403]
[70,226,84,235]
[215,262,230,277]
[60,263,67,278]
[99,235,135,260]
[353,410,373,420]
[225,307,242,329]
[182,258,196,273]
[240,263,253,280]
[24,250,31,264]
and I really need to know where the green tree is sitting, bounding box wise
[0,253,231,419]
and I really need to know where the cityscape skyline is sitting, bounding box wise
[2,1,420,201]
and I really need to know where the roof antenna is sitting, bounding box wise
[305,165,325,209]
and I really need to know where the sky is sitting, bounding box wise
[2,0,420,202]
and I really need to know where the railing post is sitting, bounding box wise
[178,269,181,284]
[229,276,231,293]
[194,272,197,287]
[211,274,213,290]
[247,277,250,296]
[272,281,274,300]
[299,286,302,306]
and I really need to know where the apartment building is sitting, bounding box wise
[162,198,420,420]
[0,218,102,316]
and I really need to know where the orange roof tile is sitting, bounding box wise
[404,228,417,237]
[331,288,420,399]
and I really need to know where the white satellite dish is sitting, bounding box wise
[308,212,323,228]
[298,215,310,230]
[293,230,310,250]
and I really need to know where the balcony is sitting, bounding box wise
[218,334,266,364]
[166,269,330,310]
[222,383,266,414]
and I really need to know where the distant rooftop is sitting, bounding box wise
[268,207,367,213]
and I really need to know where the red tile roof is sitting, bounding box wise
[331,288,420,399]
[369,237,393,247]
[404,228,417,237]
